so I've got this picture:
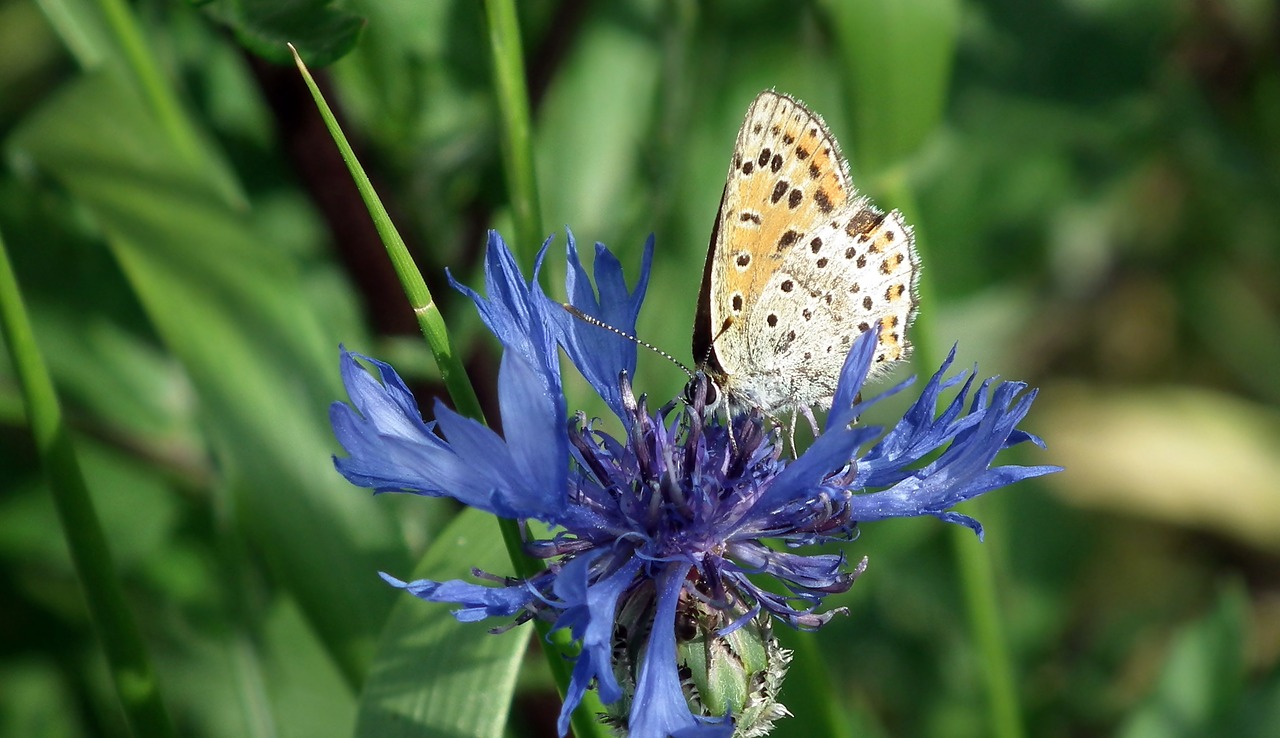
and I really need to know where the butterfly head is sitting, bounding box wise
[681,370,722,415]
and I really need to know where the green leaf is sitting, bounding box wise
[1119,583,1248,738]
[0,222,177,738]
[355,508,528,738]
[823,0,961,178]
[206,0,366,67]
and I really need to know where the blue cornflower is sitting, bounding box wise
[330,231,1059,738]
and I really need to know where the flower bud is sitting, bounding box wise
[606,584,791,737]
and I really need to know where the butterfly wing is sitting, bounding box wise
[694,91,855,388]
[743,202,920,412]
[695,90,921,415]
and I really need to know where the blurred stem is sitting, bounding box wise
[822,1,1016,727]
[94,0,247,211]
[787,632,856,738]
[652,0,698,233]
[0,228,177,738]
[291,46,605,738]
[882,177,1025,738]
[951,513,1023,738]
[483,0,544,263]
[38,0,245,206]
[95,0,201,167]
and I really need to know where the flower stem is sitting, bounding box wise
[0,227,177,738]
[96,0,199,166]
[476,6,611,733]
[483,0,544,263]
[787,632,857,738]
[882,178,1025,738]
[951,513,1025,738]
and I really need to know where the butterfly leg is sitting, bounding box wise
[801,405,821,438]
[723,406,740,455]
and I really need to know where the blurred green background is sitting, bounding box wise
[1,0,1278,736]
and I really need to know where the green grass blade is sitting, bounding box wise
[483,0,544,262]
[818,3,1026,737]
[475,8,610,728]
[288,44,486,427]
[291,45,610,738]
[781,631,857,738]
[95,0,202,166]
[0,226,177,738]
[951,521,1024,738]
[34,0,248,208]
[886,133,1027,738]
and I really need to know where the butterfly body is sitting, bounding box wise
[693,90,920,417]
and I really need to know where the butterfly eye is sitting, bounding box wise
[703,381,720,410]
[682,374,720,412]
[681,378,700,406]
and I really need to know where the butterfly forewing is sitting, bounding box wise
[698,92,853,370]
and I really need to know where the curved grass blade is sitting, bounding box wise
[291,45,610,738]
[10,70,407,687]
[0,225,177,738]
[287,43,485,426]
[482,0,544,263]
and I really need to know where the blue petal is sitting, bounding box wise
[848,377,1061,530]
[332,231,574,520]
[330,349,470,494]
[330,411,466,496]
[553,232,655,420]
[430,396,565,520]
[731,544,848,593]
[743,329,883,514]
[334,348,436,442]
[628,564,734,738]
[380,571,536,622]
[855,348,978,489]
[496,349,569,517]
[552,553,642,735]
[449,231,562,393]
[746,424,875,515]
[825,326,880,431]
[332,348,566,520]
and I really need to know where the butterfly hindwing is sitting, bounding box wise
[743,206,919,411]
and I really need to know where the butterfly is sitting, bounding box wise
[691,90,921,423]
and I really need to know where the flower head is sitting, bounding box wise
[331,231,1060,738]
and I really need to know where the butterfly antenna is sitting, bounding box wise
[561,304,695,378]
[698,317,735,369]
